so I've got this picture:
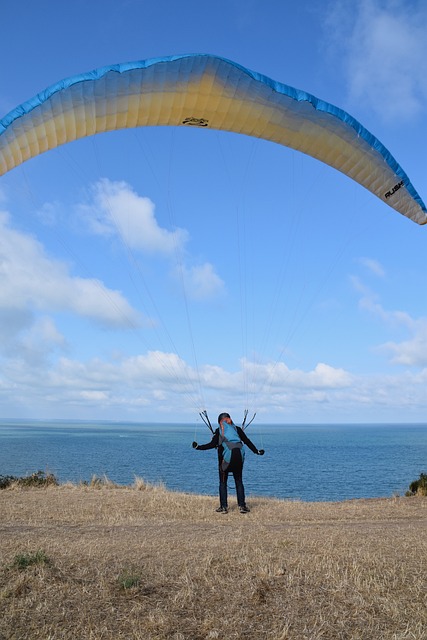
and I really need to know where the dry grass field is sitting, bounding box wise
[1,480,426,640]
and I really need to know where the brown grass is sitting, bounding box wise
[1,479,426,639]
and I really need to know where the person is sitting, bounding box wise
[192,412,264,514]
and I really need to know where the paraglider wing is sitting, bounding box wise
[0,53,425,224]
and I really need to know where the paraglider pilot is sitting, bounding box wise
[192,412,264,514]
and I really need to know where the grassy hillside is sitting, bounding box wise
[1,480,426,639]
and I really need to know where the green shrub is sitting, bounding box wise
[117,569,141,590]
[406,472,427,496]
[18,470,58,488]
[12,550,51,570]
[0,470,58,489]
[0,475,18,489]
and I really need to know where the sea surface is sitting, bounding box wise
[1,421,426,502]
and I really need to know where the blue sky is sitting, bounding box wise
[0,0,426,424]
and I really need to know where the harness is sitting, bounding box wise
[219,422,245,471]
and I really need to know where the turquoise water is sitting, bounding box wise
[0,421,426,502]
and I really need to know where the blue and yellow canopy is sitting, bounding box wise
[0,53,425,224]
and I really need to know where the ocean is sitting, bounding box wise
[1,420,426,502]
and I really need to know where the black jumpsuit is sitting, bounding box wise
[196,426,259,508]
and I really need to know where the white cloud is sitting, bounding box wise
[28,316,66,349]
[0,210,140,328]
[78,179,225,301]
[80,178,188,255]
[351,271,427,367]
[121,351,198,386]
[12,316,67,366]
[325,0,427,120]
[243,359,351,390]
[358,257,385,277]
[350,274,413,328]
[36,201,62,226]
[379,319,427,367]
[174,262,225,300]
[0,308,34,351]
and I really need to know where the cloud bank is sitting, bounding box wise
[1,187,427,422]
